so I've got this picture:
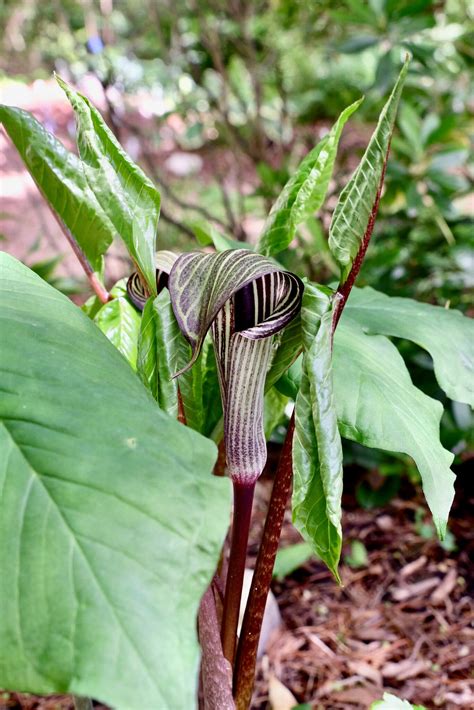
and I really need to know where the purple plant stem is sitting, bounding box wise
[199,586,235,710]
[36,182,110,304]
[221,481,255,666]
[233,415,295,708]
[332,142,391,331]
[233,138,394,709]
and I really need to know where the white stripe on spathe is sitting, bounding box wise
[168,249,303,483]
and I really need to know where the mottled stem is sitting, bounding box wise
[199,587,236,710]
[177,385,187,425]
[221,481,255,666]
[233,415,295,708]
[42,189,110,304]
[332,139,391,332]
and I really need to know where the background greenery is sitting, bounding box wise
[1,0,472,505]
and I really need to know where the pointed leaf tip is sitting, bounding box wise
[258,98,363,257]
[57,75,161,295]
[328,58,409,285]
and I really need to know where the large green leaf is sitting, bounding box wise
[257,99,363,257]
[293,284,343,579]
[0,252,230,709]
[0,105,116,277]
[57,76,161,294]
[333,317,455,537]
[328,59,408,283]
[137,291,203,431]
[344,287,474,407]
[94,295,141,371]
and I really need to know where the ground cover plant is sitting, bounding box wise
[1,56,473,709]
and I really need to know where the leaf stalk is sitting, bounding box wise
[221,481,255,666]
[233,414,295,708]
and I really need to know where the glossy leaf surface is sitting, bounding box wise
[0,105,115,276]
[293,284,344,578]
[328,60,408,283]
[334,317,455,537]
[0,253,229,710]
[258,99,363,257]
[57,77,161,293]
[94,295,141,370]
[345,287,474,406]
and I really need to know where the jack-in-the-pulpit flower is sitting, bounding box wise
[168,249,303,485]
[127,250,177,310]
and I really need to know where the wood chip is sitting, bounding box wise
[382,658,430,680]
[347,660,382,685]
[430,567,458,605]
[302,629,336,658]
[390,577,439,601]
[400,555,427,578]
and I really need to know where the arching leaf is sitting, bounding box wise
[334,317,455,538]
[344,286,474,406]
[0,105,115,277]
[57,76,161,294]
[293,284,343,579]
[329,59,409,284]
[0,252,230,710]
[258,99,363,257]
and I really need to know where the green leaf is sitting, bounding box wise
[344,287,474,407]
[82,277,127,319]
[371,692,426,710]
[57,76,161,294]
[94,296,141,370]
[190,220,248,252]
[337,36,379,53]
[293,284,344,579]
[273,542,314,580]
[274,355,303,400]
[328,59,409,283]
[136,297,158,397]
[0,252,230,710]
[201,339,223,438]
[266,314,302,393]
[264,387,288,439]
[334,317,455,538]
[137,291,203,431]
[344,540,368,568]
[258,99,363,257]
[0,105,115,276]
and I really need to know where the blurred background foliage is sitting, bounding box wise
[1,0,473,505]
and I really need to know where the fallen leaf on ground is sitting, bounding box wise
[268,675,298,710]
